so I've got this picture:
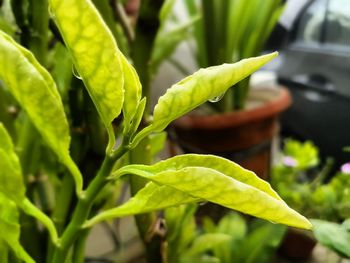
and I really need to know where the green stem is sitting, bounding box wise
[11,0,31,46]
[28,0,49,65]
[129,136,163,263]
[36,171,55,214]
[114,1,134,45]
[52,174,75,233]
[72,229,90,263]
[0,248,8,263]
[47,174,74,262]
[51,146,127,263]
[131,0,164,115]
[168,57,192,76]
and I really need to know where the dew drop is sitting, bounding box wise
[209,92,225,103]
[72,66,82,80]
[199,201,208,206]
[268,220,277,224]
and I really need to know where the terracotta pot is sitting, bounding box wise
[278,228,317,260]
[169,86,291,180]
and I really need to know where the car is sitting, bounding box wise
[267,0,350,167]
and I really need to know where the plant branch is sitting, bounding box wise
[21,198,59,245]
[112,1,134,45]
[50,145,128,263]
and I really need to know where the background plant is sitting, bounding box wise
[0,1,311,263]
[272,139,350,222]
[179,0,285,111]
[165,206,286,263]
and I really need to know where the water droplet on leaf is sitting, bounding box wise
[209,93,225,103]
[72,66,82,80]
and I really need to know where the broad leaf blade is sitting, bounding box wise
[0,124,24,203]
[49,0,124,151]
[0,193,34,263]
[0,31,82,194]
[151,52,278,132]
[186,233,232,256]
[312,219,350,258]
[124,154,282,201]
[86,182,199,226]
[117,155,312,229]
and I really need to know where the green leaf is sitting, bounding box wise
[151,52,278,133]
[166,204,197,260]
[49,0,125,152]
[0,31,83,194]
[127,97,147,139]
[149,132,167,158]
[159,0,176,24]
[121,154,282,201]
[216,213,247,239]
[181,255,220,263]
[236,222,286,263]
[85,182,199,226]
[119,52,142,134]
[312,219,350,258]
[0,124,25,203]
[284,139,319,169]
[151,16,200,74]
[115,154,312,229]
[0,193,34,263]
[166,204,198,263]
[186,233,232,256]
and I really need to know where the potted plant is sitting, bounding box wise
[166,207,287,263]
[271,139,350,260]
[0,0,313,262]
[169,0,289,179]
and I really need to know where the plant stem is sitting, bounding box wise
[72,229,90,263]
[51,146,127,263]
[21,198,59,244]
[11,0,31,46]
[52,174,75,234]
[0,248,8,263]
[113,1,134,45]
[129,136,164,263]
[131,0,164,115]
[47,174,74,262]
[28,0,49,65]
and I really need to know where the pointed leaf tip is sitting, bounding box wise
[151,52,278,132]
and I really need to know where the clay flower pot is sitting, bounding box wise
[169,86,291,180]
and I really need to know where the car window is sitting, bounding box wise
[295,0,327,45]
[324,0,350,47]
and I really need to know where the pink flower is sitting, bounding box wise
[282,156,298,167]
[341,163,350,174]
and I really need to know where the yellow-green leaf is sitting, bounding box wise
[115,154,312,229]
[150,52,278,132]
[49,0,124,152]
[0,31,82,194]
[119,52,142,134]
[85,182,199,227]
[0,193,34,263]
[0,124,24,203]
[124,154,282,201]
